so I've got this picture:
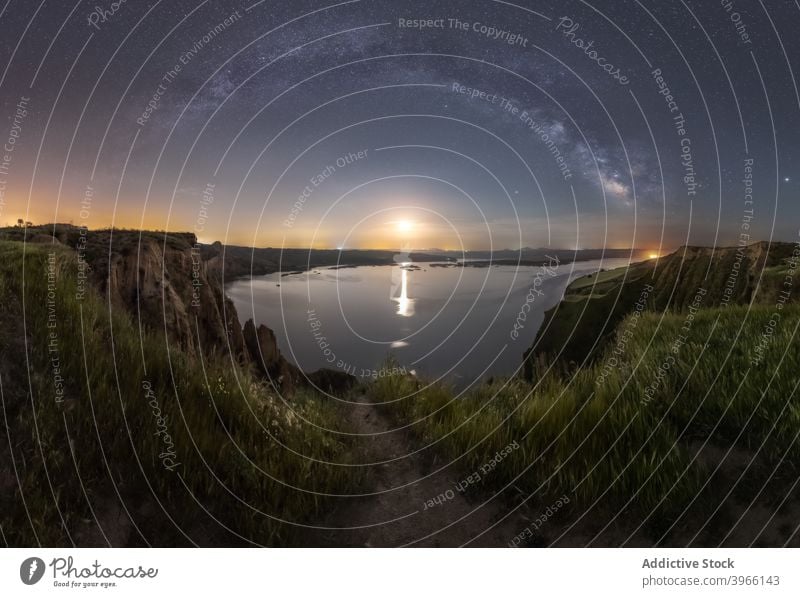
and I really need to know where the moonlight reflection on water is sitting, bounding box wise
[227,258,633,386]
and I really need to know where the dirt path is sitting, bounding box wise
[302,394,526,547]
[299,399,800,548]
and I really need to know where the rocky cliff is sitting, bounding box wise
[96,231,249,362]
[3,226,321,393]
[1,225,362,394]
[0,230,360,547]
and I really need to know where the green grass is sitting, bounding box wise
[373,302,800,541]
[0,242,360,546]
[567,264,635,292]
[525,243,799,379]
[4,237,798,545]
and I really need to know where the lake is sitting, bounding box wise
[226,257,634,388]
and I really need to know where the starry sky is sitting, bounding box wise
[0,0,798,251]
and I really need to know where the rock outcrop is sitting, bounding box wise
[240,320,357,395]
[242,319,301,394]
[83,230,248,363]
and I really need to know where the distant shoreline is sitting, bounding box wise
[225,251,647,285]
[230,254,647,282]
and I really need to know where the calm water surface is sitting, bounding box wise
[227,258,633,387]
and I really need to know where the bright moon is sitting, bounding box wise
[396,220,414,233]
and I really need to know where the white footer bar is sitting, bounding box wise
[1,548,797,596]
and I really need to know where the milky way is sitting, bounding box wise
[0,0,798,251]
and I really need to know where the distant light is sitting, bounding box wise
[649,253,659,259]
[785,177,791,182]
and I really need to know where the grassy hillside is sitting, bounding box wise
[524,242,798,379]
[3,233,797,547]
[0,241,359,546]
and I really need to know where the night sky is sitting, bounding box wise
[0,0,798,251]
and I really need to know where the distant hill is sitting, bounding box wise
[0,224,651,283]
[203,244,651,281]
[441,247,651,262]
[204,242,453,281]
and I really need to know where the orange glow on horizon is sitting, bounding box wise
[2,206,666,253]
